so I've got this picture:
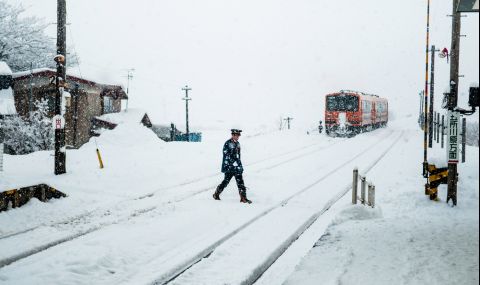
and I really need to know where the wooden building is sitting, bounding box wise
[12,69,128,148]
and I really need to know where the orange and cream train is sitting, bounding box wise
[324,90,388,136]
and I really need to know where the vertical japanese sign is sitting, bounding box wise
[447,111,460,164]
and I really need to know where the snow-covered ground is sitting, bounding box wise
[0,113,478,285]
[283,126,479,285]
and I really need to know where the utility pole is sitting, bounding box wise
[182,85,192,141]
[284,117,293,130]
[422,0,432,178]
[428,45,440,148]
[125,68,134,112]
[446,0,462,206]
[54,0,67,175]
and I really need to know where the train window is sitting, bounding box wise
[363,101,370,112]
[326,95,359,112]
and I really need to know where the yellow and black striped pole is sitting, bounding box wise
[94,138,104,169]
[423,0,431,178]
[96,148,104,169]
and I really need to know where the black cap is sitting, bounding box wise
[231,129,242,135]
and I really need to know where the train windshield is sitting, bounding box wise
[326,95,359,112]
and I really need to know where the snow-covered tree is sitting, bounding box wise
[0,99,53,154]
[0,1,78,72]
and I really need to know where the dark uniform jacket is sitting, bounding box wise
[221,139,243,174]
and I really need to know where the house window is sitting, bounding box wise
[104,96,114,114]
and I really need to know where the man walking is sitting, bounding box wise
[213,129,252,204]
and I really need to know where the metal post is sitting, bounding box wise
[29,63,33,113]
[170,123,175,142]
[441,115,445,148]
[436,112,441,143]
[125,69,134,112]
[419,91,424,127]
[419,91,425,129]
[0,142,4,172]
[447,0,462,206]
[368,184,376,208]
[352,168,359,204]
[367,183,372,207]
[462,117,466,163]
[361,176,366,205]
[182,85,192,142]
[284,117,294,130]
[72,83,79,147]
[423,0,432,178]
[54,0,67,175]
[429,45,437,149]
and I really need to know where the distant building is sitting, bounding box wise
[151,124,183,142]
[91,110,153,137]
[12,68,128,148]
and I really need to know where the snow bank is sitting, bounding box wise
[285,130,479,285]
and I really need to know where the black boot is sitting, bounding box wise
[238,187,251,204]
[240,195,252,204]
[213,186,222,201]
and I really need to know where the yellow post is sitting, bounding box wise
[96,148,104,169]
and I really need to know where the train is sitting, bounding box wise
[325,90,388,136]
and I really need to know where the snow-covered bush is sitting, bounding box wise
[0,99,53,154]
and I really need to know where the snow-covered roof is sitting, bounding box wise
[12,68,53,78]
[13,68,124,89]
[96,109,149,125]
[0,61,12,75]
[0,88,17,115]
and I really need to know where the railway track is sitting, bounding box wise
[0,137,336,241]
[0,134,357,269]
[144,130,402,285]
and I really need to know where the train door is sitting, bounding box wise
[371,102,376,126]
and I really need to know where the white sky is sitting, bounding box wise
[5,0,480,130]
